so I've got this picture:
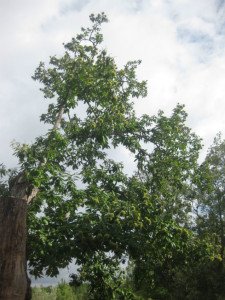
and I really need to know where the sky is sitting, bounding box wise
[1,0,225,285]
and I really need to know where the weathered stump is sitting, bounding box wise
[0,197,28,300]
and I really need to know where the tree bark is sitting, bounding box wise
[0,197,29,300]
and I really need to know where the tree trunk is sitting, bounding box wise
[0,197,29,300]
[0,98,66,299]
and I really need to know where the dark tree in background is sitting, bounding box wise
[196,133,225,258]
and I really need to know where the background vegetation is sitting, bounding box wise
[32,281,88,300]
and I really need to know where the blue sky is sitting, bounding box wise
[0,0,225,284]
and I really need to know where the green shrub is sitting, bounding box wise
[32,281,88,300]
[56,280,76,300]
[57,280,88,300]
[32,285,57,300]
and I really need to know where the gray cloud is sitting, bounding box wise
[59,0,91,14]
[217,0,225,12]
[177,27,214,61]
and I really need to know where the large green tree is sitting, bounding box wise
[0,12,148,299]
[0,13,220,300]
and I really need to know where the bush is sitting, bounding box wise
[32,285,57,300]
[32,281,88,300]
[56,280,76,300]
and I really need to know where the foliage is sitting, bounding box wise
[56,280,87,300]
[32,282,88,300]
[32,285,57,300]
[170,260,225,300]
[70,253,139,299]
[124,132,225,299]
[182,132,225,300]
[126,222,220,299]
[195,133,225,253]
[134,104,202,226]
[0,163,17,197]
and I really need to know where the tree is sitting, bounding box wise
[0,12,148,299]
[183,133,225,299]
[134,104,202,225]
[0,13,220,300]
[116,106,220,299]
[196,133,225,256]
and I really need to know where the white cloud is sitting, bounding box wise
[0,0,224,159]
